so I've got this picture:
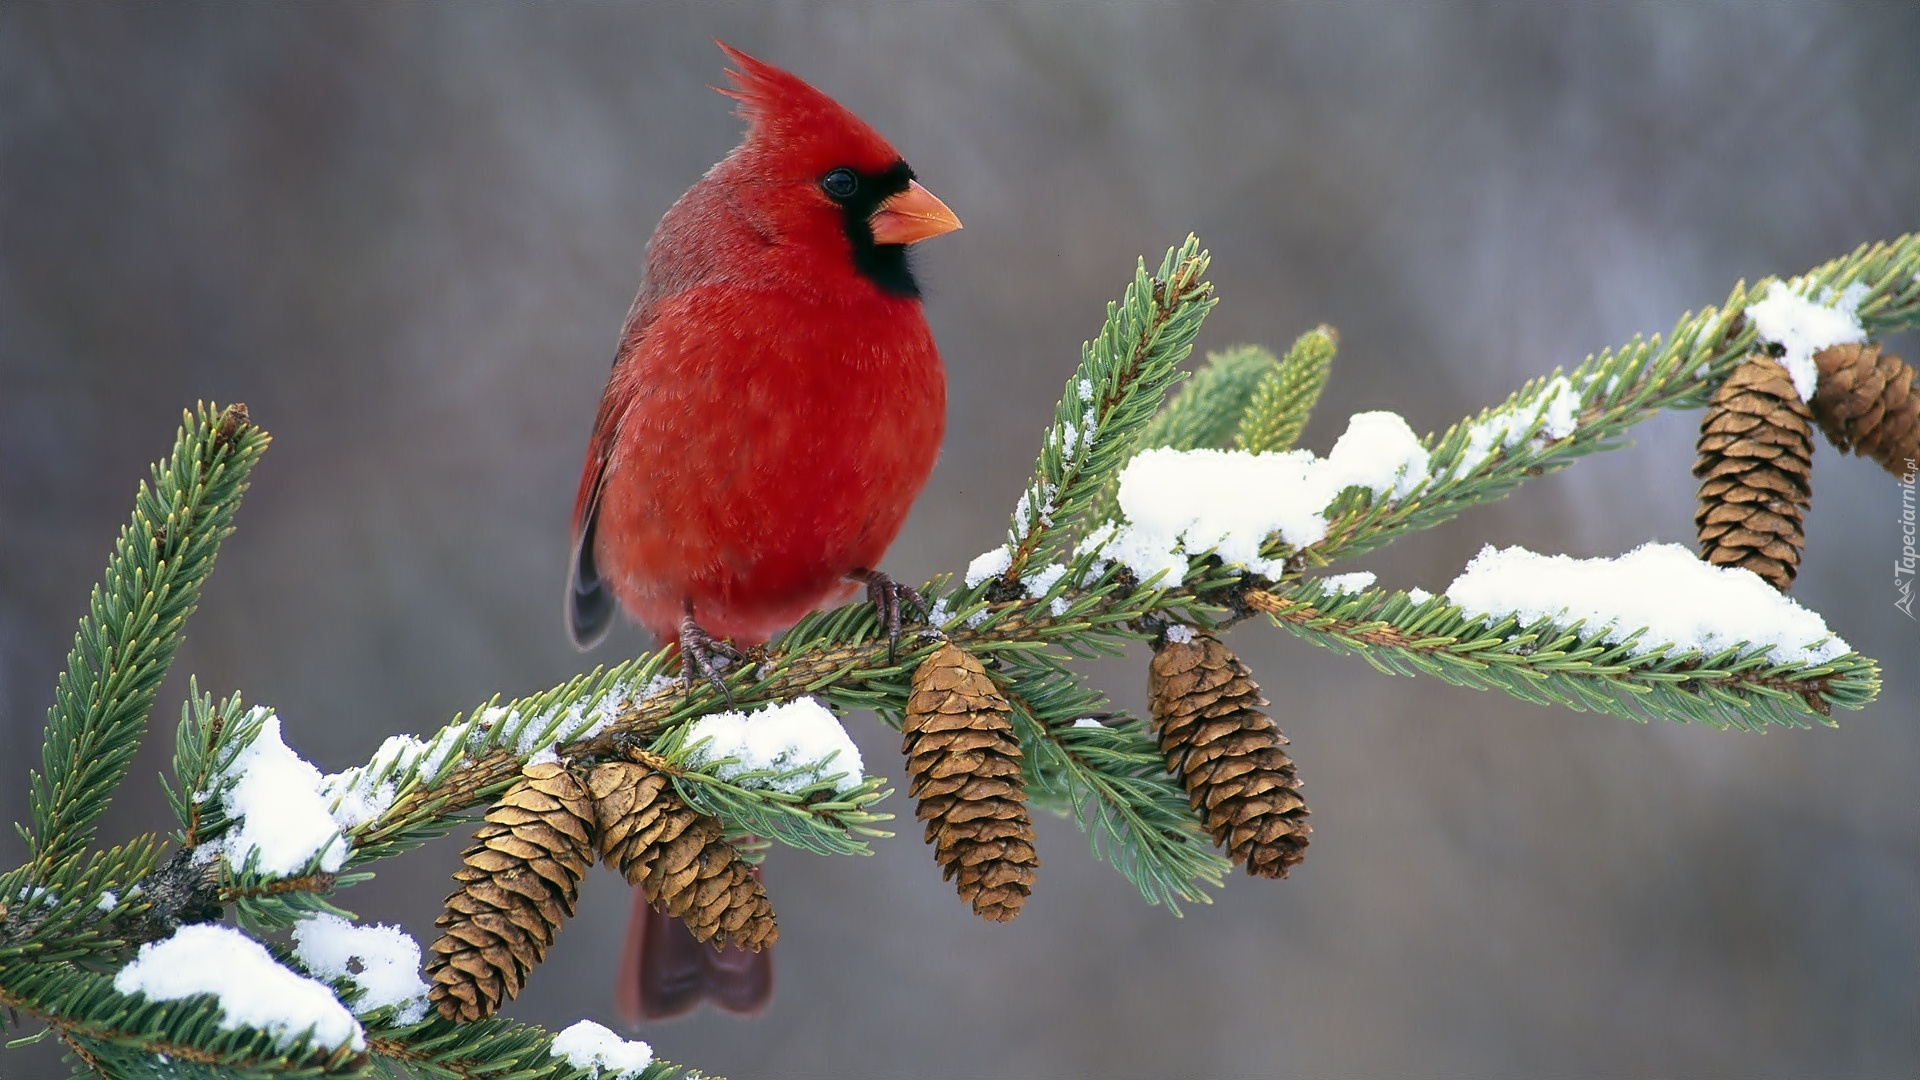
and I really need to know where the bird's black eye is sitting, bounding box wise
[821,167,859,200]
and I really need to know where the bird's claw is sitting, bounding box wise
[852,568,926,663]
[678,610,746,705]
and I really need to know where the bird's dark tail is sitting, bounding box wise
[614,885,773,1022]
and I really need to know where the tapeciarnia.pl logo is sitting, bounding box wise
[1898,457,1917,619]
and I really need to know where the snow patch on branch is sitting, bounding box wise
[683,698,864,794]
[512,676,674,763]
[213,711,349,877]
[114,924,363,1051]
[1099,411,1429,583]
[290,913,430,1024]
[1024,561,1073,615]
[1450,375,1582,480]
[551,1020,654,1077]
[965,546,1013,587]
[1321,571,1377,595]
[1023,562,1069,597]
[321,677,674,828]
[1330,411,1433,499]
[1744,280,1870,400]
[319,720,475,832]
[1445,542,1848,665]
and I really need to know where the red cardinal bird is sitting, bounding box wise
[567,44,959,1021]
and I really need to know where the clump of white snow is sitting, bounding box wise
[114,924,363,1051]
[1539,377,1582,441]
[1450,375,1583,480]
[1072,717,1107,728]
[551,1020,653,1078]
[1023,563,1069,600]
[215,711,349,877]
[1326,411,1432,500]
[965,546,1013,588]
[1445,542,1849,665]
[925,594,953,628]
[1744,280,1870,400]
[1320,571,1377,595]
[514,677,669,764]
[290,913,429,1024]
[1163,623,1195,644]
[319,735,416,832]
[1012,484,1057,540]
[1072,523,1119,586]
[683,698,863,794]
[321,717,482,833]
[1101,411,1430,584]
[322,679,675,831]
[1406,587,1434,605]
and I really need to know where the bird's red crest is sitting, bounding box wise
[714,41,901,176]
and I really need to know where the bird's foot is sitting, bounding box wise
[678,608,746,704]
[850,568,926,662]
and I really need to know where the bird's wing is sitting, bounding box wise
[566,379,623,649]
[568,176,773,648]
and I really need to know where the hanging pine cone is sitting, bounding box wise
[1147,631,1309,878]
[587,760,776,951]
[426,761,596,1022]
[903,642,1038,922]
[1693,354,1814,591]
[1812,342,1919,478]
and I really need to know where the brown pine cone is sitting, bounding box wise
[1147,631,1309,878]
[426,761,596,1022]
[1812,342,1919,478]
[587,760,775,952]
[903,642,1039,922]
[1693,355,1814,591]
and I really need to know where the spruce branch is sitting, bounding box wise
[1140,343,1283,454]
[637,730,894,860]
[1294,233,1920,568]
[26,404,267,874]
[1083,339,1294,524]
[992,654,1229,911]
[165,681,247,850]
[1244,584,1872,729]
[1237,326,1337,454]
[996,236,1218,586]
[0,963,366,1079]
[241,236,1905,964]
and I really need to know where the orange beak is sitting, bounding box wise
[868,180,962,246]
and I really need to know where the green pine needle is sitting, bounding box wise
[1142,343,1282,452]
[1237,325,1337,454]
[998,236,1218,585]
[26,404,267,875]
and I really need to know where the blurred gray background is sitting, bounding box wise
[4,4,1917,1077]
